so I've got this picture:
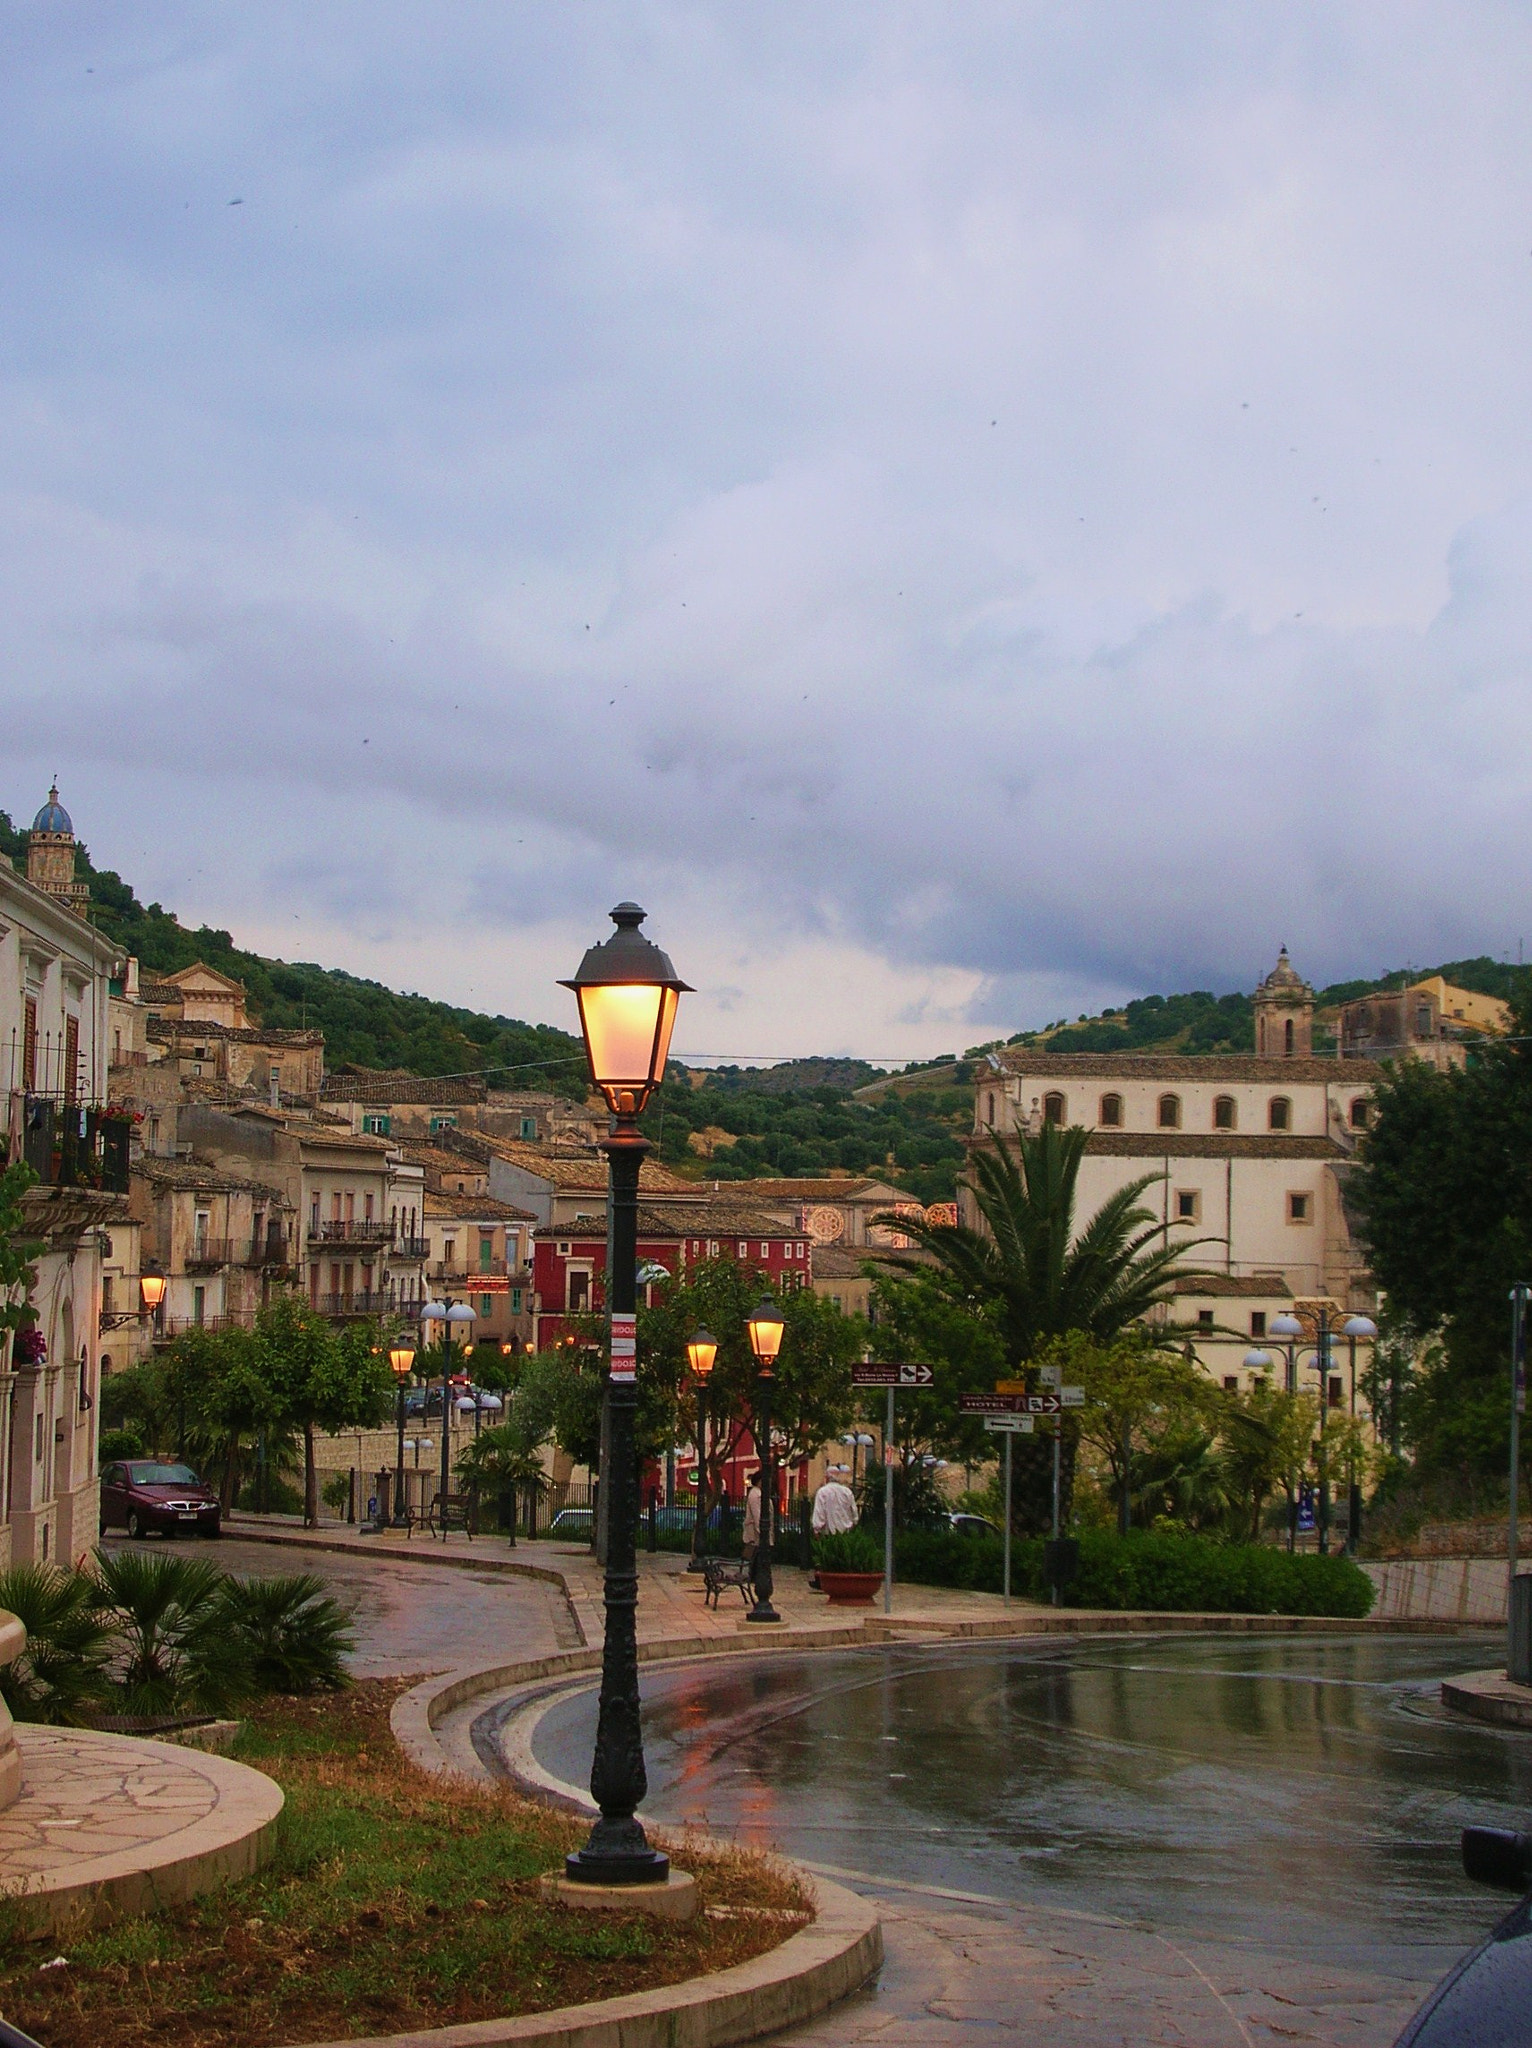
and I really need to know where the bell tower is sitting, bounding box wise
[1253,947,1314,1058]
[26,784,91,916]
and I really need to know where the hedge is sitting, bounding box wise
[889,1527,1375,1617]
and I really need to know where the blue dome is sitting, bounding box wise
[31,784,72,835]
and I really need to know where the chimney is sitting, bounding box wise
[125,956,141,999]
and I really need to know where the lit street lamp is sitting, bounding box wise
[420,1297,475,1528]
[745,1297,785,1624]
[560,902,689,1889]
[686,1329,717,1569]
[389,1340,415,1527]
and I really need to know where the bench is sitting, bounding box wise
[700,1555,752,1609]
[405,1492,473,1540]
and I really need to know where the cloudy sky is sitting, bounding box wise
[5,5,1532,1061]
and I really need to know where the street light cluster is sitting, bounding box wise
[1243,1310,1378,1555]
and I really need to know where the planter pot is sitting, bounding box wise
[818,1569,884,1607]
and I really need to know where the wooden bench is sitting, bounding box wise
[700,1555,752,1609]
[405,1492,473,1539]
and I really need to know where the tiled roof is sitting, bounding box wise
[424,1191,536,1221]
[319,1068,487,1105]
[488,1141,691,1192]
[145,1017,323,1046]
[1173,1273,1292,1297]
[726,1177,903,1201]
[132,1156,288,1201]
[810,1245,877,1277]
[536,1201,800,1241]
[992,1051,1378,1083]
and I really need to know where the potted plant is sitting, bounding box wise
[813,1525,885,1605]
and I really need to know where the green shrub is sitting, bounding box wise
[90,1548,255,1718]
[321,1472,353,1515]
[97,1426,144,1465]
[236,1473,304,1516]
[0,1563,114,1723]
[814,1526,884,1572]
[218,1573,355,1692]
[887,1527,1373,1617]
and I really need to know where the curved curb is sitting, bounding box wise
[290,1871,881,2048]
[1442,1668,1532,1728]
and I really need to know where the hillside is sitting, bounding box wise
[0,808,588,1093]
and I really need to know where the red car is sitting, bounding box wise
[99,1460,222,1538]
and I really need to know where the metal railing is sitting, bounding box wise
[312,1290,393,1317]
[243,1236,292,1267]
[308,1219,393,1244]
[431,1258,510,1280]
[17,1098,131,1194]
[184,1238,234,1270]
[392,1235,429,1258]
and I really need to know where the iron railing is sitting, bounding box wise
[312,1291,393,1317]
[17,1098,131,1194]
[184,1238,234,1271]
[308,1219,393,1245]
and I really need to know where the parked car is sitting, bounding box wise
[1392,1827,1532,2044]
[950,1512,1002,1541]
[100,1460,221,1539]
[547,1506,594,1538]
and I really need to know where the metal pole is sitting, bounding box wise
[1510,1283,1528,1674]
[690,1381,707,1564]
[884,1386,894,1616]
[1347,1333,1361,1556]
[439,1301,453,1535]
[748,1366,779,1621]
[1003,1431,1012,1608]
[1316,1321,1330,1557]
[1051,1417,1062,1606]
[565,1125,667,1885]
[1286,1338,1298,1554]
[393,1377,408,1526]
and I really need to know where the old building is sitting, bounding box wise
[1,789,129,1566]
[467,1136,696,1231]
[967,952,1379,1391]
[422,1190,535,1351]
[731,1175,914,1249]
[1335,975,1509,1070]
[128,1157,297,1339]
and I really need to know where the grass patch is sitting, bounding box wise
[0,1681,812,2048]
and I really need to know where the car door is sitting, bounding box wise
[100,1463,127,1527]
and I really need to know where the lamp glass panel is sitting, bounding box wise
[747,1304,784,1364]
[389,1346,415,1378]
[686,1333,718,1378]
[139,1274,166,1310]
[577,982,669,1090]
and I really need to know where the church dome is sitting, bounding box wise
[31,784,72,835]
[1258,946,1308,994]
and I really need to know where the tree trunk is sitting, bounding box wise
[222,1433,240,1511]
[304,1418,318,1527]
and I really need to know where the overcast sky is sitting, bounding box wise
[5,5,1532,1061]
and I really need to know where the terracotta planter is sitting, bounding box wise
[818,1569,884,1607]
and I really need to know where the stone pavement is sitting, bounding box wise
[0,1725,283,1932]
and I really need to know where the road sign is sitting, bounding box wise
[984,1415,1034,1434]
[995,1379,1029,1395]
[1037,1365,1062,1388]
[960,1393,1061,1415]
[1060,1386,1086,1407]
[853,1362,935,1387]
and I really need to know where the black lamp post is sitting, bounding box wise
[745,1297,784,1624]
[389,1340,415,1527]
[686,1329,717,1568]
[421,1296,474,1527]
[1270,1311,1304,1552]
[560,902,690,1888]
[1343,1315,1377,1554]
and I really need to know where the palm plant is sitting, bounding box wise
[217,1573,355,1692]
[882,1124,1213,1364]
[0,1563,113,1724]
[91,1548,253,1719]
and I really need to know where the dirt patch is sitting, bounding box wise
[0,1680,812,2048]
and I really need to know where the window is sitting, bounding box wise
[364,1193,374,1223]
[761,1243,771,1259]
[21,995,37,1091]
[520,1116,537,1141]
[1223,1375,1238,1392]
[557,1242,570,1256]
[1284,1018,1295,1056]
[443,1238,457,1269]
[511,1289,522,1313]
[1251,1311,1267,1338]
[430,1114,458,1133]
[1349,1097,1370,1130]
[1198,1309,1215,1329]
[985,1092,996,1127]
[737,1241,748,1258]
[1268,1097,1291,1132]
[1175,1190,1200,1222]
[102,1274,114,1312]
[1099,1093,1123,1127]
[567,1269,591,1313]
[1415,1004,1432,1037]
[363,1114,391,1136]
[707,1239,719,1258]
[192,1285,206,1326]
[64,1014,79,1104]
[479,1233,495,1271]
[480,1295,493,1319]
[1328,1375,1344,1408]
[1158,1093,1181,1129]
[1042,1091,1066,1126]
[1213,1095,1236,1130]
[1288,1191,1311,1224]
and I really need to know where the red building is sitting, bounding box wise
[531,1199,810,1351]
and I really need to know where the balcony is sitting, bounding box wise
[19,1099,131,1195]
[392,1236,429,1259]
[184,1238,234,1272]
[312,1291,393,1318]
[431,1259,509,1281]
[243,1236,292,1268]
[308,1219,393,1246]
[155,1312,255,1339]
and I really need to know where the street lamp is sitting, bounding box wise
[420,1298,474,1529]
[560,902,688,1890]
[1343,1315,1378,1553]
[745,1297,784,1624]
[1243,1347,1275,1382]
[139,1270,166,1319]
[686,1329,717,1569]
[389,1341,415,1527]
[1268,1315,1304,1552]
[841,1430,876,1492]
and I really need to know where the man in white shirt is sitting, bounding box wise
[808,1468,859,1588]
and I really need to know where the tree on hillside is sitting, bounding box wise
[1349,991,1532,1496]
[879,1126,1214,1529]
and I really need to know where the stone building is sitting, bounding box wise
[1,789,128,1567]
[421,1190,536,1352]
[128,1157,297,1340]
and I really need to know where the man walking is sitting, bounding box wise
[808,1465,858,1588]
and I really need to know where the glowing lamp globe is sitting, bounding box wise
[686,1329,718,1380]
[139,1272,166,1313]
[561,903,691,1119]
[746,1299,784,1371]
[389,1343,416,1380]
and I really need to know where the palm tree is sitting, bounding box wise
[883,1123,1213,1367]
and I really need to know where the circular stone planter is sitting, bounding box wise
[817,1571,884,1607]
[0,1607,24,1811]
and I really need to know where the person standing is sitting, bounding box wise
[808,1467,858,1588]
[742,1471,763,1563]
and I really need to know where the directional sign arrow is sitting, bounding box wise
[853,1362,935,1387]
[984,1415,1035,1434]
[960,1393,1061,1415]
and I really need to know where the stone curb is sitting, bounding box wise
[1442,1667,1532,1728]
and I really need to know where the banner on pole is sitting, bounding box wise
[609,1312,637,1383]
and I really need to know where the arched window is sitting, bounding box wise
[985,1093,996,1127]
[1349,1096,1370,1129]
[1213,1095,1236,1130]
[1042,1091,1066,1126]
[1158,1093,1181,1130]
[1284,1017,1295,1055]
[1268,1096,1291,1132]
[1099,1092,1123,1128]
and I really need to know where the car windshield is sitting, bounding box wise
[128,1463,200,1485]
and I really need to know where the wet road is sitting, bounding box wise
[101,1534,580,1675]
[530,1632,1522,1986]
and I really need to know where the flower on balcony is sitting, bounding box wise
[12,1321,48,1365]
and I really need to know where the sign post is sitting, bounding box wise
[983,1414,1033,1603]
[853,1364,935,1617]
